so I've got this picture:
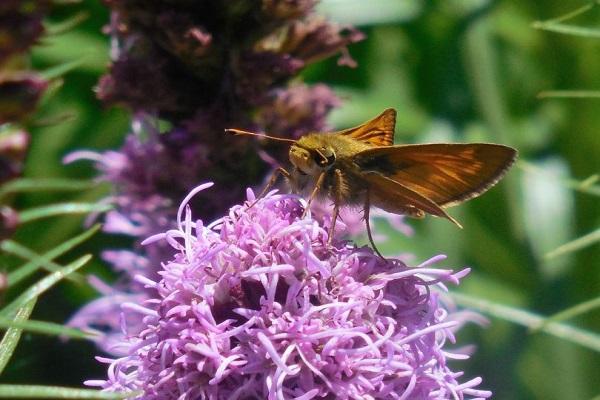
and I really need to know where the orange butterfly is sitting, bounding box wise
[227,108,517,257]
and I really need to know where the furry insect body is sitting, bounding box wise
[288,134,370,206]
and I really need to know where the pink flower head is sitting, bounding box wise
[87,184,490,400]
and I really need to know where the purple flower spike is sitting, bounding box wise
[87,184,490,400]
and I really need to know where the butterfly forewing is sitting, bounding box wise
[337,108,396,147]
[353,143,517,207]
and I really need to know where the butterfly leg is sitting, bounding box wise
[248,167,290,209]
[301,171,326,219]
[327,169,344,246]
[364,188,385,259]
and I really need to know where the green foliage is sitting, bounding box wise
[0,385,138,399]
[453,292,600,353]
[0,301,36,375]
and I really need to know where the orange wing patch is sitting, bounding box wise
[354,143,517,207]
[338,108,396,147]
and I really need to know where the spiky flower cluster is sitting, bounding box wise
[94,0,362,224]
[69,2,363,342]
[74,0,364,292]
[86,184,491,399]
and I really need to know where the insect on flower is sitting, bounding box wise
[226,108,517,257]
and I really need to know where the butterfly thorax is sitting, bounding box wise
[288,133,372,204]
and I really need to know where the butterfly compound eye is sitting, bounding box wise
[314,148,336,167]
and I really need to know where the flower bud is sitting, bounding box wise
[0,128,29,184]
[0,206,19,241]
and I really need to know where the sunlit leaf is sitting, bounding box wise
[532,296,600,332]
[452,292,600,353]
[31,31,109,74]
[0,318,96,340]
[18,203,112,224]
[45,12,90,36]
[5,224,100,286]
[545,228,600,259]
[532,23,600,38]
[39,59,87,80]
[0,300,36,374]
[0,178,95,198]
[534,1,598,25]
[532,1,600,37]
[32,111,78,127]
[538,90,600,99]
[0,255,91,318]
[317,0,422,25]
[0,385,137,399]
[1,241,85,284]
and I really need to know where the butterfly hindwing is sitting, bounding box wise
[363,171,461,226]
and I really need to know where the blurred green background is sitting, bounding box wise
[2,0,599,399]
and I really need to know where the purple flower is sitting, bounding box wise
[257,84,341,141]
[84,1,363,286]
[97,1,361,117]
[93,0,362,213]
[86,184,490,399]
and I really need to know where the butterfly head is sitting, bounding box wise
[289,138,336,176]
[224,127,337,176]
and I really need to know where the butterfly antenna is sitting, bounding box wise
[225,128,296,144]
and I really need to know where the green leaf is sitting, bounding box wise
[317,0,422,25]
[5,224,101,286]
[45,11,90,36]
[0,178,96,198]
[532,22,600,38]
[0,299,36,375]
[0,385,138,399]
[532,1,600,38]
[538,90,600,99]
[452,292,600,353]
[39,59,88,80]
[18,203,112,224]
[545,228,600,259]
[31,31,109,75]
[2,241,85,284]
[0,319,96,340]
[32,111,78,127]
[0,255,92,318]
[532,296,600,332]
[534,1,598,25]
